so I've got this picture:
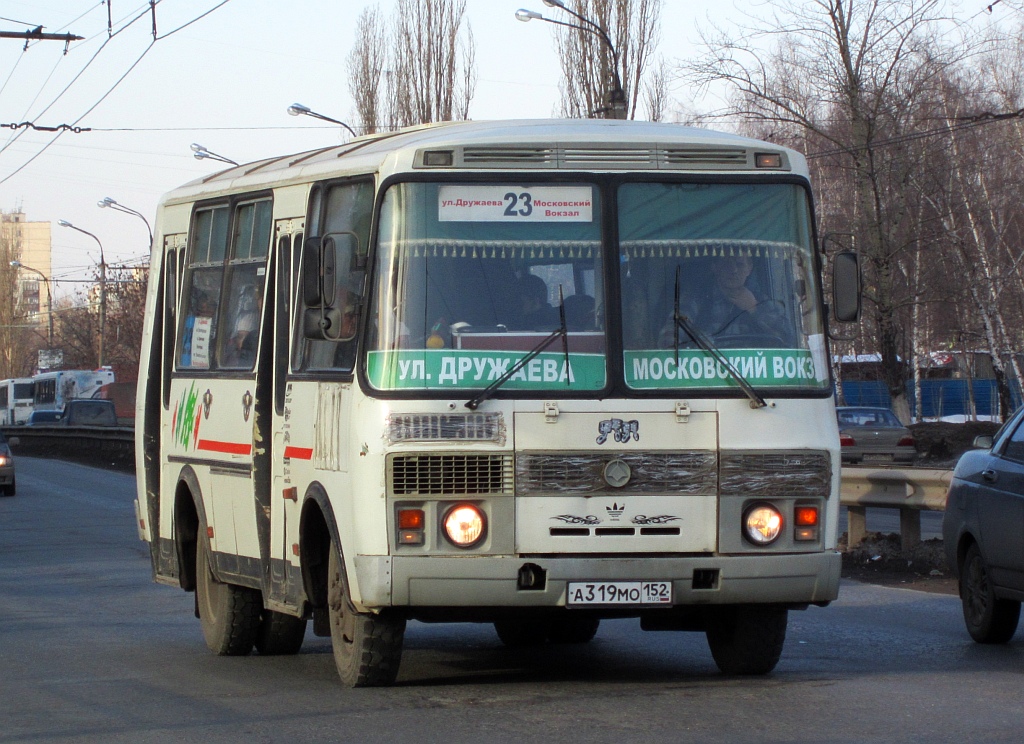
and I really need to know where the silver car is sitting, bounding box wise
[836,406,917,465]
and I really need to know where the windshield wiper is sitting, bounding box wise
[673,266,766,409]
[465,286,570,410]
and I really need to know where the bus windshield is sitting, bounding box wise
[367,181,607,392]
[618,182,829,392]
[365,179,830,395]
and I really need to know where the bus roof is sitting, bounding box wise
[159,119,809,207]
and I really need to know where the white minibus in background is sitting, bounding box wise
[32,368,115,414]
[135,119,861,687]
[0,378,34,425]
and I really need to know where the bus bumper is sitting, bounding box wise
[356,551,841,610]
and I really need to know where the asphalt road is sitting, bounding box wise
[2,456,1022,744]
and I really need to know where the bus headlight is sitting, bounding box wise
[744,504,783,546]
[442,504,486,548]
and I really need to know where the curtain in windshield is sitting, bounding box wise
[618,182,829,392]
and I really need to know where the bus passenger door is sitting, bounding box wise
[172,198,272,585]
[268,222,304,608]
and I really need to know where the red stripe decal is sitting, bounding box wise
[284,446,314,460]
[197,439,252,455]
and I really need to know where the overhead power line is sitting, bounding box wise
[806,108,1024,160]
[2,121,90,133]
[0,0,235,185]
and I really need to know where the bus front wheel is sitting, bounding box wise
[195,540,261,656]
[705,605,787,675]
[328,540,405,687]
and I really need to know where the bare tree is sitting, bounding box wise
[644,57,670,122]
[550,0,663,120]
[348,6,387,135]
[684,0,972,422]
[346,0,476,132]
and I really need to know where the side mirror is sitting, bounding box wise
[973,435,994,450]
[301,232,362,341]
[832,251,861,322]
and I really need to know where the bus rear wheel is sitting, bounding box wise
[494,619,548,647]
[547,615,600,644]
[255,610,307,655]
[195,540,261,656]
[705,605,787,675]
[328,540,405,687]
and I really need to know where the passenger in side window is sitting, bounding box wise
[228,285,262,366]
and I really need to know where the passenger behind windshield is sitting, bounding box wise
[516,273,559,331]
[677,253,790,348]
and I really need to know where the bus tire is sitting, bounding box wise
[705,605,787,675]
[328,540,405,687]
[195,540,260,656]
[255,610,307,655]
[493,619,548,647]
[547,615,600,644]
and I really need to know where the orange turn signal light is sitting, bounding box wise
[794,507,819,527]
[398,508,425,530]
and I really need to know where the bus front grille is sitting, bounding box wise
[389,453,514,496]
[516,452,718,495]
[720,451,832,497]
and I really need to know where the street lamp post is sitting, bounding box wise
[287,103,358,137]
[516,1,628,119]
[58,220,107,367]
[10,260,53,346]
[97,197,153,250]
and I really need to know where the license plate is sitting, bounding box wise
[862,453,893,462]
[567,581,673,606]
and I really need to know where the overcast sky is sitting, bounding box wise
[0,0,1011,297]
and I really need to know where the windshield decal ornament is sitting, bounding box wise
[596,419,639,445]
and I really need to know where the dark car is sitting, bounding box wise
[943,406,1024,643]
[0,430,16,496]
[836,406,917,465]
[27,410,62,426]
[58,399,119,427]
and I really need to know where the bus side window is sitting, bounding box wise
[219,200,272,369]
[178,206,229,370]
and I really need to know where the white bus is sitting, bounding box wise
[135,119,861,687]
[32,368,115,413]
[0,378,34,425]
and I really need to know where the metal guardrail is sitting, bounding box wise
[2,425,134,470]
[840,466,953,549]
[2,426,951,548]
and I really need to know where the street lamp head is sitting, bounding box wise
[98,197,116,209]
[287,103,312,117]
[9,260,21,267]
[516,9,543,21]
[58,219,72,228]
[543,0,565,7]
[190,143,238,166]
